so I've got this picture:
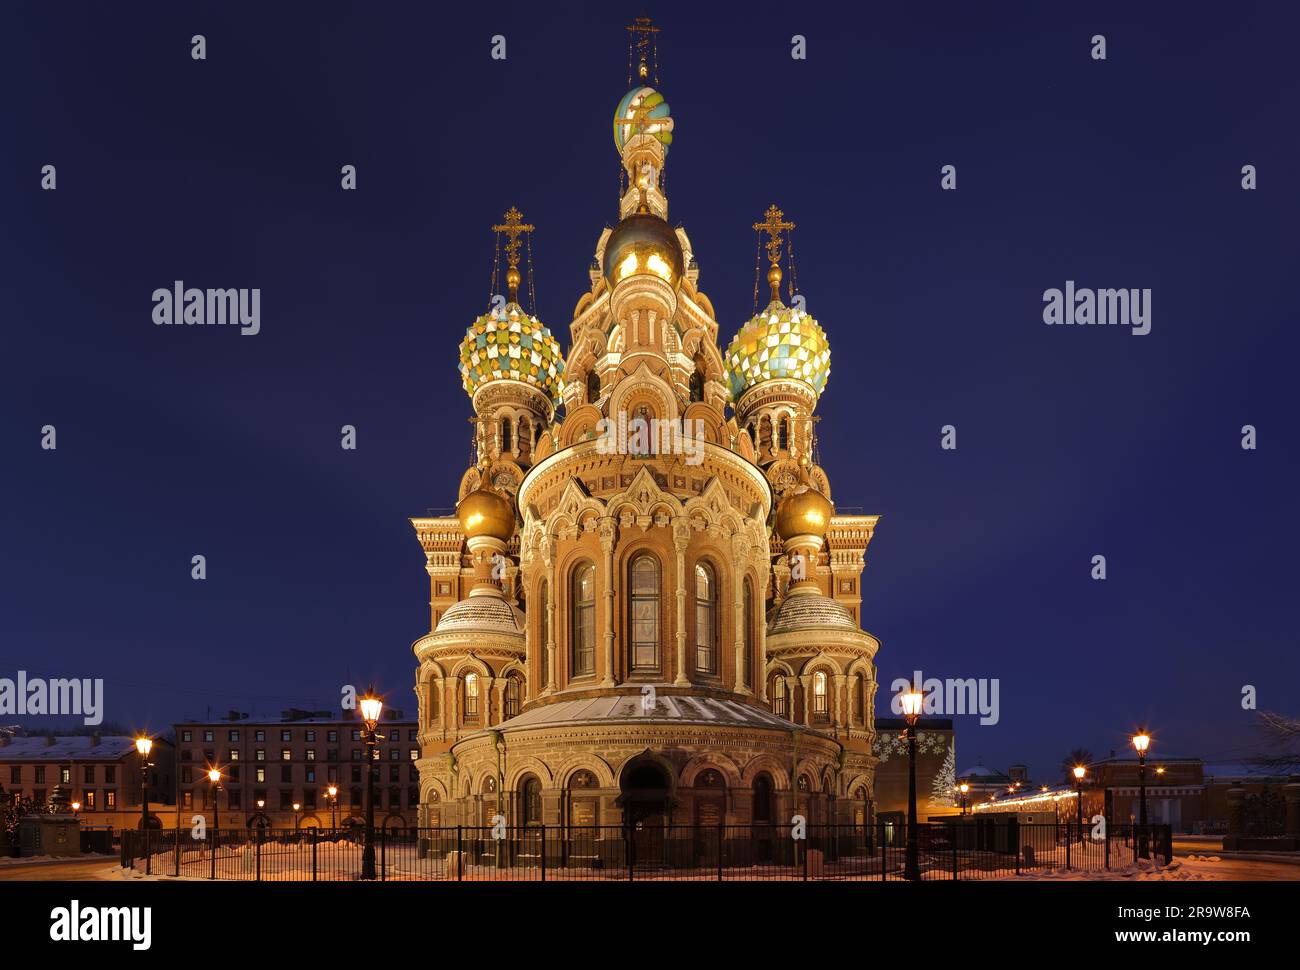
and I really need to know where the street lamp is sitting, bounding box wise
[327,784,338,830]
[71,800,81,815]
[293,802,302,832]
[135,736,154,875]
[900,687,924,881]
[207,768,223,851]
[1072,765,1086,828]
[958,782,969,816]
[359,689,384,880]
[1132,732,1151,859]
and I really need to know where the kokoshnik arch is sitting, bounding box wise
[407,21,883,834]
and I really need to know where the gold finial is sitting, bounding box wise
[491,206,535,303]
[753,204,796,303]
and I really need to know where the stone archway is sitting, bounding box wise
[617,755,674,868]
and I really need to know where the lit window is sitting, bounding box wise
[813,670,828,717]
[629,554,660,671]
[694,562,717,674]
[572,563,596,677]
[464,673,480,721]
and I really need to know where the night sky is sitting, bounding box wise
[3,1,1297,781]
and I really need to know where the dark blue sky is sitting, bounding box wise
[3,1,1297,780]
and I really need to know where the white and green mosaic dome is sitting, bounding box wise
[725,301,831,402]
[458,304,565,408]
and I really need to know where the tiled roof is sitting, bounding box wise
[769,592,857,634]
[0,736,139,762]
[435,596,525,635]
[481,694,806,735]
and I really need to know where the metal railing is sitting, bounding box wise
[119,820,1173,881]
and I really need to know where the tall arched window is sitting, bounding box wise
[689,368,704,403]
[427,677,440,724]
[586,370,600,405]
[521,776,542,825]
[854,674,866,723]
[504,674,521,718]
[500,418,513,454]
[538,579,551,687]
[571,563,596,677]
[742,577,755,688]
[694,561,718,674]
[812,670,829,719]
[772,675,789,718]
[463,673,480,723]
[629,553,661,672]
[777,416,790,451]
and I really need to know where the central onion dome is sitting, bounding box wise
[456,480,515,541]
[613,86,674,155]
[602,212,684,289]
[775,481,834,542]
[725,300,831,402]
[458,303,565,409]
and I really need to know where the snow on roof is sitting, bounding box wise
[0,736,143,761]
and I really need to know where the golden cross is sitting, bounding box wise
[491,206,534,270]
[753,204,795,268]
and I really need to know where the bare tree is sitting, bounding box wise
[1251,711,1300,774]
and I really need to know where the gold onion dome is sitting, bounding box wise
[726,299,831,402]
[458,303,565,409]
[774,483,834,541]
[602,212,684,289]
[456,480,516,542]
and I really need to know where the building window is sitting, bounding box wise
[812,670,829,718]
[694,561,718,675]
[255,730,265,742]
[629,553,661,672]
[203,730,214,742]
[84,790,96,809]
[83,766,94,783]
[571,562,596,677]
[586,370,600,404]
[306,731,316,742]
[227,789,239,809]
[389,749,399,761]
[306,767,316,783]
[327,730,337,742]
[778,416,790,451]
[351,730,361,742]
[281,730,292,742]
[181,730,192,742]
[305,749,316,762]
[9,767,19,784]
[463,673,480,722]
[409,749,418,761]
[181,767,192,784]
[105,791,115,809]
[255,749,265,762]
[504,675,521,718]
[229,730,239,742]
[522,776,543,824]
[105,766,115,784]
[181,791,192,809]
[772,676,789,718]
[60,767,71,784]
[256,768,265,783]
[279,749,289,761]
[743,577,755,688]
[228,749,239,762]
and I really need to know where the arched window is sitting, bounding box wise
[752,774,774,823]
[427,677,440,723]
[571,563,596,677]
[812,670,829,719]
[504,675,521,719]
[777,416,790,451]
[854,674,866,723]
[586,370,600,405]
[534,423,543,446]
[772,675,789,718]
[463,673,480,723]
[694,561,717,674]
[689,368,704,403]
[500,418,513,454]
[521,776,542,825]
[629,553,661,672]
[538,579,551,686]
[743,578,755,688]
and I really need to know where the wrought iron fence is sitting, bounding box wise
[119,820,1173,881]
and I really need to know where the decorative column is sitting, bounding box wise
[832,674,846,734]
[599,519,617,687]
[798,674,813,727]
[448,676,461,735]
[847,673,860,733]
[758,565,771,702]
[435,678,447,737]
[544,537,557,694]
[492,678,506,726]
[673,521,691,686]
[732,535,747,693]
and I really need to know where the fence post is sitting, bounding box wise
[456,825,463,881]
[312,827,318,882]
[951,821,958,879]
[1066,823,1071,870]
[210,830,216,880]
[380,827,386,882]
[540,824,546,882]
[1011,817,1020,875]
[627,824,633,882]
[718,822,724,882]
[174,830,180,878]
[256,830,262,882]
[880,823,886,881]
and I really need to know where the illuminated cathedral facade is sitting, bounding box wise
[408,24,882,837]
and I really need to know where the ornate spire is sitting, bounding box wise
[753,204,796,304]
[626,16,660,85]
[491,206,535,304]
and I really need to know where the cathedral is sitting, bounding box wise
[408,22,883,842]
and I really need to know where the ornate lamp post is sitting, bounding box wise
[293,802,302,832]
[958,782,970,816]
[70,800,81,816]
[359,690,384,880]
[327,784,338,830]
[900,688,924,880]
[1132,732,1151,859]
[1072,765,1086,829]
[207,768,222,850]
[134,736,154,874]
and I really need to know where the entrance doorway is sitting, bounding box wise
[619,757,673,868]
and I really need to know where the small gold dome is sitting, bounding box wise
[602,212,684,289]
[457,484,516,541]
[774,485,833,541]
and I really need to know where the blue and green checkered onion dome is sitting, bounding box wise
[725,301,831,401]
[459,304,565,408]
[614,86,674,155]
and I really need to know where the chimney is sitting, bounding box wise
[90,731,101,747]
[44,735,56,747]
